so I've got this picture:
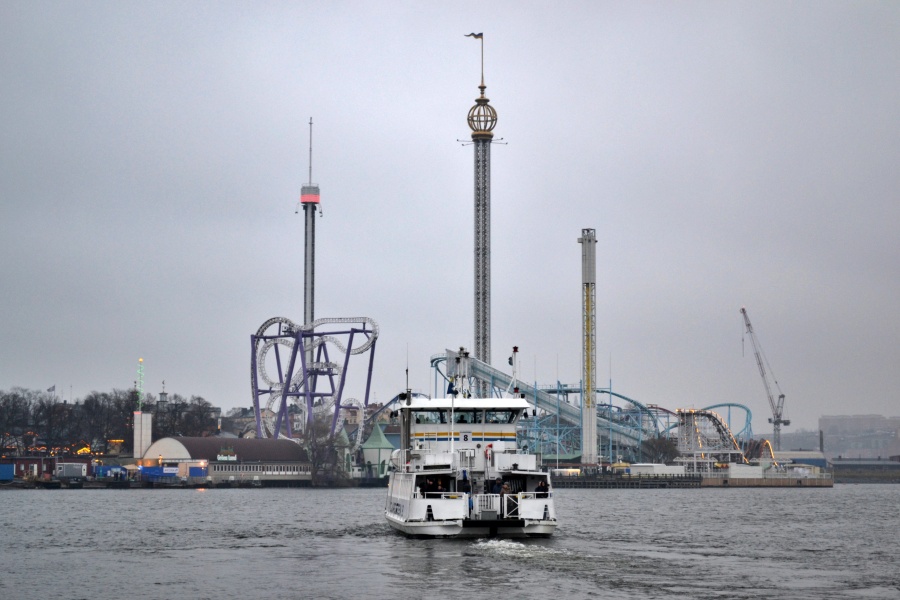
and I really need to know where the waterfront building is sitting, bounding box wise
[140,437,312,486]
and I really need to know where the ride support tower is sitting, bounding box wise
[466,33,497,396]
[578,229,598,464]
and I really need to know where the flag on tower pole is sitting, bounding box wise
[465,32,483,39]
[47,385,55,392]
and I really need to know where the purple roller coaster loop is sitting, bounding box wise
[250,319,377,439]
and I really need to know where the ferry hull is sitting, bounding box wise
[385,513,556,538]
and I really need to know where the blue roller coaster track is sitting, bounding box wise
[421,351,753,463]
[429,352,666,461]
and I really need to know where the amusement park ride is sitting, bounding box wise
[246,47,782,473]
[249,118,379,443]
[249,316,377,439]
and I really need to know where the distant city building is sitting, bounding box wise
[341,402,391,426]
[819,414,900,459]
[773,450,828,470]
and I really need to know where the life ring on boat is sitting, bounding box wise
[484,443,492,459]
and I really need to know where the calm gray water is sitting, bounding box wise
[1,485,898,600]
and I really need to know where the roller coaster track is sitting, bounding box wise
[741,437,777,462]
[425,351,758,463]
[676,408,749,464]
[429,352,657,445]
[348,391,429,445]
[700,403,754,440]
[250,316,378,439]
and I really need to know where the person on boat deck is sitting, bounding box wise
[535,480,549,498]
[491,477,503,494]
[424,478,435,493]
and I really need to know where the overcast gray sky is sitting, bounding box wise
[2,2,898,433]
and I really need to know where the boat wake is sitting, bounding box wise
[472,538,571,559]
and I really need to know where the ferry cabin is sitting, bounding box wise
[385,397,556,537]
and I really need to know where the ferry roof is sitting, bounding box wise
[403,397,531,410]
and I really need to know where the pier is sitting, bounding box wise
[551,474,702,489]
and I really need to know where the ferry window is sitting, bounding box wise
[455,411,473,423]
[413,410,446,424]
[485,410,515,423]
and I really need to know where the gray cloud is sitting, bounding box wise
[2,2,897,434]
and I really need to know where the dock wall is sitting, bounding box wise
[701,476,833,488]
[551,474,702,489]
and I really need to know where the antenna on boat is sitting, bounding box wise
[404,345,412,405]
[506,345,519,396]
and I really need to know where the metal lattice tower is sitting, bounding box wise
[578,229,598,463]
[466,34,497,395]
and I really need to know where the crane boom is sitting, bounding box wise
[740,307,790,451]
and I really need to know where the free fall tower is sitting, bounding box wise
[466,34,497,396]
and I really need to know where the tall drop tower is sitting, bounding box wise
[133,357,152,459]
[579,229,598,464]
[466,33,497,394]
[301,117,321,327]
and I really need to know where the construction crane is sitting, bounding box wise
[740,307,790,451]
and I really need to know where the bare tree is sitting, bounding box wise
[2,386,222,456]
[301,414,346,486]
[182,396,216,437]
[105,389,139,454]
[32,393,67,455]
[0,388,31,454]
[641,435,680,464]
[80,391,115,454]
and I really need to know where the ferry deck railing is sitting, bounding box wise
[472,492,550,519]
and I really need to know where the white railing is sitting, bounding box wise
[468,492,553,519]
[457,449,477,472]
[474,493,499,518]
[421,491,467,499]
[503,493,519,517]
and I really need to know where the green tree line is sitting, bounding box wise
[0,387,217,457]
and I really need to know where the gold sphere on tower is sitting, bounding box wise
[468,84,497,140]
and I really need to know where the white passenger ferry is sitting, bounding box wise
[384,394,557,538]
